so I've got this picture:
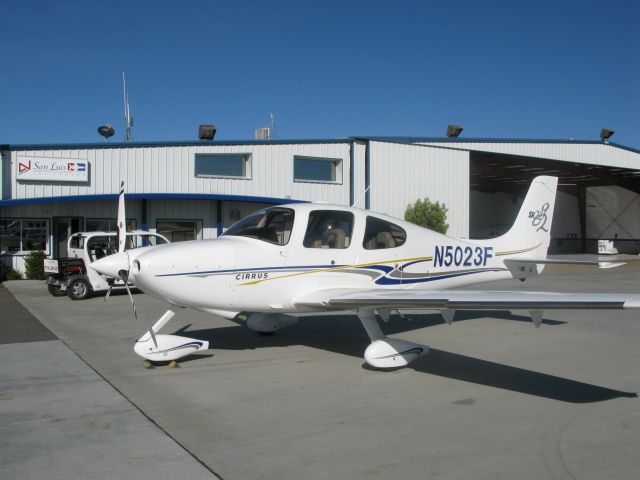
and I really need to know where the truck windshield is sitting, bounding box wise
[127,234,169,248]
[223,208,295,246]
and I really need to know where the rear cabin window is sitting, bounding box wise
[363,216,407,250]
[69,235,83,249]
[223,207,295,246]
[87,236,117,262]
[303,210,354,249]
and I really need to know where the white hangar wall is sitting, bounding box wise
[367,141,469,239]
[4,142,352,203]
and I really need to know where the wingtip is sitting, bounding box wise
[623,295,640,309]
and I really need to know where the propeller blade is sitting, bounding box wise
[104,283,113,302]
[117,180,126,254]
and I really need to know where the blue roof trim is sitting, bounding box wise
[2,136,637,154]
[0,193,306,207]
[0,138,351,151]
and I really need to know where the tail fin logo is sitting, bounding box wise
[528,203,550,232]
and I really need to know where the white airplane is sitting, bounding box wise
[93,176,640,368]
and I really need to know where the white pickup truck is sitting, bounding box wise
[45,230,169,300]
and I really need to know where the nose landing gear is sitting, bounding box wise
[134,310,210,366]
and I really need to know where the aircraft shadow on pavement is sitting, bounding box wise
[174,312,636,404]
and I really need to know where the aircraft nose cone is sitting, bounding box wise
[92,252,129,278]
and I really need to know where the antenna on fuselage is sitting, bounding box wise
[351,182,373,209]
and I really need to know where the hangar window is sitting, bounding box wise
[363,216,406,250]
[86,218,136,232]
[303,210,354,249]
[195,154,251,179]
[223,207,295,246]
[157,220,201,242]
[0,218,49,253]
[294,156,342,184]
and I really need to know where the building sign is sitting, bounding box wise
[16,156,89,182]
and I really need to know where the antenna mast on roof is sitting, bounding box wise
[123,72,133,142]
[269,112,278,139]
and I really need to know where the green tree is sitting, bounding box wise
[404,198,449,234]
[1,264,24,281]
[24,251,47,280]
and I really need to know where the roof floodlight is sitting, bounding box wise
[98,124,115,141]
[600,128,614,143]
[446,124,463,138]
[198,124,217,141]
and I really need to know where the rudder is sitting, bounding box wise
[494,176,558,258]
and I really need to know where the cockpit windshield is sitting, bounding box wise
[223,207,295,246]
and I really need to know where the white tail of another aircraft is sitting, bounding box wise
[486,175,558,260]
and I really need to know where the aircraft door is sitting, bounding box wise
[286,209,357,285]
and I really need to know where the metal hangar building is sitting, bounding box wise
[1,136,639,272]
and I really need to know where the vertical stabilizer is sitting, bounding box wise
[494,176,558,258]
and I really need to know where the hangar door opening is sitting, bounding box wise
[469,151,640,254]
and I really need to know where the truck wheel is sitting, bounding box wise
[47,284,66,297]
[67,278,91,300]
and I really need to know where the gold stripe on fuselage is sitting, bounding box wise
[239,255,433,286]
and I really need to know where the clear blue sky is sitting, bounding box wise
[1,0,638,147]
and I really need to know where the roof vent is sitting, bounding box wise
[255,127,271,140]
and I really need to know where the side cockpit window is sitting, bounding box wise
[223,207,295,246]
[363,216,407,250]
[303,210,354,249]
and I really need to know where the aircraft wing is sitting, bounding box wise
[504,258,626,269]
[295,288,640,311]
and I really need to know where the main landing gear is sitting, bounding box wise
[357,308,429,369]
[247,310,429,369]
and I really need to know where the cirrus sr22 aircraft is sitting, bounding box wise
[93,176,639,368]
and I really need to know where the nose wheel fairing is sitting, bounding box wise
[134,334,209,362]
[133,309,209,362]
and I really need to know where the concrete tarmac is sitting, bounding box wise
[3,259,640,479]
[0,284,218,480]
